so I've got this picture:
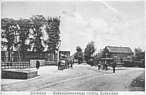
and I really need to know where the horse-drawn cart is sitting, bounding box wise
[58,51,70,70]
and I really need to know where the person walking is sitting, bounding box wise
[58,61,61,70]
[98,63,101,70]
[65,58,69,69]
[70,58,73,68]
[112,61,116,73]
[105,63,108,71]
[36,61,40,70]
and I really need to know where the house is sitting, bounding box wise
[102,46,133,65]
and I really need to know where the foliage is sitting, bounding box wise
[30,15,47,52]
[45,17,60,51]
[76,46,82,52]
[1,18,16,29]
[134,48,145,60]
[84,41,96,65]
[1,20,18,61]
[94,49,104,59]
[30,15,47,25]
[134,48,145,68]
[74,46,83,64]
[16,19,31,52]
[1,15,61,54]
[16,19,32,25]
[1,18,31,52]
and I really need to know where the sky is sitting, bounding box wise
[2,0,145,54]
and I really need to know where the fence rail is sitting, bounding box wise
[1,61,30,69]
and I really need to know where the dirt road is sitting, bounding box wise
[2,64,145,91]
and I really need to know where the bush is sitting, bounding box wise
[134,60,145,68]
[123,61,135,67]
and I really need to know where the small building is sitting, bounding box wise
[102,46,133,65]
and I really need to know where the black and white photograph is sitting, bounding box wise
[1,0,145,94]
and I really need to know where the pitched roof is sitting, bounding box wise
[106,46,133,54]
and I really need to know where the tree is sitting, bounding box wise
[16,18,32,25]
[1,16,61,62]
[1,18,19,62]
[17,19,31,52]
[135,48,143,57]
[1,18,30,62]
[45,17,60,52]
[30,15,47,52]
[74,46,83,64]
[84,41,96,65]
[134,48,145,60]
[6,25,15,61]
[76,46,82,52]
[134,48,145,67]
[30,15,47,25]
[1,18,17,28]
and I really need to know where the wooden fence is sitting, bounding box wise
[1,61,30,69]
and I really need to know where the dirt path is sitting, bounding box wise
[2,64,145,91]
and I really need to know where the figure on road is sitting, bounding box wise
[58,61,61,70]
[105,63,108,71]
[69,57,74,68]
[98,63,101,70]
[112,61,116,73]
[66,56,74,68]
[36,61,40,70]
[98,61,102,70]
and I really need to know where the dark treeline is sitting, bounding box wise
[1,15,61,61]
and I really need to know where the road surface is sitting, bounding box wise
[2,63,145,91]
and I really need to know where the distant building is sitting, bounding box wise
[102,46,133,65]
